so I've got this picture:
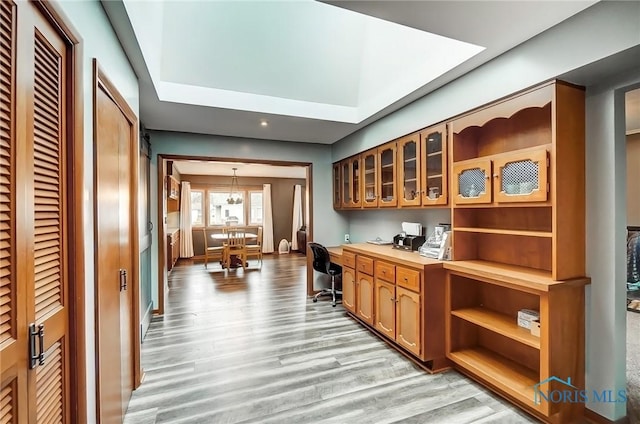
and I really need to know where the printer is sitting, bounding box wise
[393,222,426,251]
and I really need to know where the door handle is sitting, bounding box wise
[119,269,127,291]
[29,323,45,369]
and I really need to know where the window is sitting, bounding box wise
[209,191,244,226]
[249,191,263,225]
[190,190,204,226]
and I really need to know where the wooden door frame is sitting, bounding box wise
[32,1,87,422]
[92,59,142,418]
[156,154,313,315]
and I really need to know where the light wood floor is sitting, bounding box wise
[124,254,538,424]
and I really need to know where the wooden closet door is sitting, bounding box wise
[95,69,135,424]
[0,0,71,422]
[0,1,25,421]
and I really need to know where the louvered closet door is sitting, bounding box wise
[0,1,25,422]
[0,1,70,422]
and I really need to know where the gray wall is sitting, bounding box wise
[149,131,348,307]
[181,174,307,252]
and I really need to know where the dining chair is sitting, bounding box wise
[224,227,247,270]
[202,228,225,268]
[246,226,263,268]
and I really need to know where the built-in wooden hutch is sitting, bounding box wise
[328,80,588,423]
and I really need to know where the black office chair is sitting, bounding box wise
[308,242,342,307]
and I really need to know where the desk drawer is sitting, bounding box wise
[356,256,374,275]
[375,261,395,283]
[342,250,356,268]
[396,267,421,291]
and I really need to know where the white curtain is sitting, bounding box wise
[262,184,274,253]
[291,184,303,251]
[179,181,194,257]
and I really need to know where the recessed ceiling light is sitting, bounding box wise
[260,120,268,127]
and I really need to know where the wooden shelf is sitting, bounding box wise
[382,182,394,186]
[454,227,552,238]
[365,169,375,174]
[427,151,442,157]
[444,260,589,292]
[451,308,540,349]
[449,347,539,408]
[404,158,417,163]
[403,178,417,182]
[381,163,393,169]
[427,174,443,179]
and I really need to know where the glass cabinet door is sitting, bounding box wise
[420,124,448,205]
[452,159,492,205]
[377,142,397,207]
[362,150,378,208]
[493,147,548,203]
[350,156,362,207]
[333,163,341,209]
[398,133,421,206]
[341,160,351,208]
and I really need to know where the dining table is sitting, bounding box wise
[211,232,258,268]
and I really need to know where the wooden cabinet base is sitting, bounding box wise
[345,310,451,374]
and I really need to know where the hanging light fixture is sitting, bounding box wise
[227,167,243,204]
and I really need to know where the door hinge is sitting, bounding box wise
[29,323,45,369]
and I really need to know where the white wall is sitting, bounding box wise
[148,131,348,307]
[55,1,139,421]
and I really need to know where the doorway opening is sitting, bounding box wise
[625,87,640,422]
[155,154,313,315]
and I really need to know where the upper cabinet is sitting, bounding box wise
[398,133,421,207]
[450,83,554,207]
[339,155,362,209]
[450,80,586,281]
[167,175,179,200]
[377,142,398,208]
[332,162,341,209]
[362,149,378,208]
[421,124,447,206]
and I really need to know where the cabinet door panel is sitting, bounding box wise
[452,159,492,205]
[332,163,341,209]
[356,272,374,325]
[362,151,378,208]
[493,148,548,203]
[342,267,356,313]
[374,280,396,339]
[421,125,448,205]
[396,287,421,356]
[350,156,362,208]
[377,143,397,207]
[398,134,421,207]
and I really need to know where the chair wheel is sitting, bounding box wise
[332,304,336,307]
[313,298,318,303]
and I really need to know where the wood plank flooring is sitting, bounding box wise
[124,254,538,424]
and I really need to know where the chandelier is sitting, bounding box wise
[227,168,242,204]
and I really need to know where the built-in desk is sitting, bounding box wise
[338,243,448,372]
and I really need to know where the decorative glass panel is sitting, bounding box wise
[425,132,442,154]
[501,159,539,195]
[352,159,360,202]
[380,149,394,202]
[458,168,486,198]
[364,154,375,201]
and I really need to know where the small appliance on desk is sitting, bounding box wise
[393,222,426,251]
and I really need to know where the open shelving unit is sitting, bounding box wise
[445,80,589,423]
